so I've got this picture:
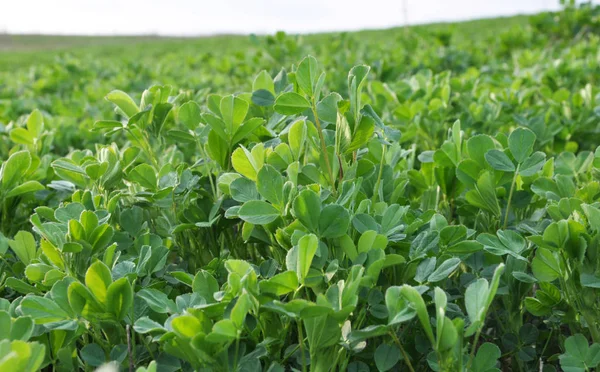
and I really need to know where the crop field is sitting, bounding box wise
[1,3,600,372]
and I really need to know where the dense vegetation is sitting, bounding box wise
[1,2,600,371]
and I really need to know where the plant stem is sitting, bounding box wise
[199,145,218,199]
[390,330,416,372]
[126,325,134,372]
[233,335,240,371]
[311,100,336,194]
[372,145,386,203]
[539,327,553,370]
[126,127,159,171]
[467,327,483,371]
[582,310,600,343]
[297,320,307,372]
[503,164,520,229]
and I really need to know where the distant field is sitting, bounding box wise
[0,14,530,70]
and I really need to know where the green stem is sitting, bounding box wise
[503,164,520,229]
[233,335,240,371]
[390,330,416,372]
[125,128,159,171]
[372,145,387,203]
[297,320,307,372]
[582,309,600,343]
[310,100,336,194]
[538,327,553,370]
[467,327,483,371]
[126,325,134,372]
[199,145,218,199]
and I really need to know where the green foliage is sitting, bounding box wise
[1,4,600,371]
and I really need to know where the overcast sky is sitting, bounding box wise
[1,0,568,36]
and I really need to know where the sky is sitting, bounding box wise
[0,0,568,36]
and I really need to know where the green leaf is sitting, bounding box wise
[508,127,536,163]
[288,119,307,161]
[85,261,113,304]
[293,189,322,233]
[172,315,204,339]
[467,134,496,168]
[232,117,265,145]
[253,70,275,94]
[232,145,263,181]
[207,319,237,343]
[564,334,589,361]
[137,288,176,314]
[9,128,34,145]
[512,271,537,283]
[348,325,388,343]
[192,270,219,303]
[447,240,483,254]
[465,278,488,325]
[220,95,248,135]
[524,297,550,316]
[317,92,342,123]
[24,263,52,283]
[8,231,37,265]
[10,316,34,341]
[5,278,42,295]
[339,235,358,261]
[230,292,253,329]
[93,120,123,131]
[259,271,299,296]
[581,273,600,288]
[358,230,387,253]
[400,285,435,346]
[238,200,280,225]
[257,165,285,207]
[80,343,105,367]
[582,204,600,233]
[519,152,546,176]
[26,109,44,138]
[230,177,259,203]
[374,343,400,372]
[133,317,166,334]
[128,164,157,190]
[586,343,600,367]
[385,286,416,325]
[274,92,311,115]
[472,343,501,372]
[465,171,501,217]
[428,258,461,282]
[106,90,139,118]
[1,151,31,189]
[203,113,229,143]
[298,234,319,284]
[346,116,375,154]
[0,340,46,372]
[19,296,70,324]
[485,149,515,172]
[106,278,133,321]
[476,230,526,260]
[252,89,275,107]
[348,65,370,116]
[319,204,350,238]
[296,55,319,97]
[166,129,195,144]
[532,248,561,282]
[437,315,458,351]
[465,263,505,336]
[558,333,598,371]
[178,101,202,130]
